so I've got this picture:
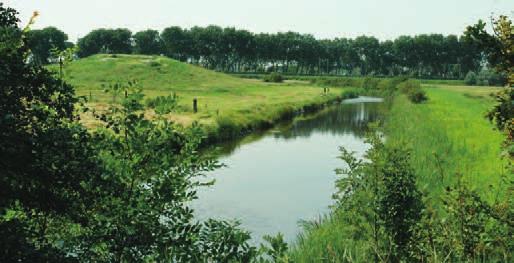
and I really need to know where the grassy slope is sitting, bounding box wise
[386,86,508,200]
[289,85,508,261]
[58,54,342,130]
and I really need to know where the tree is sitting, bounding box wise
[77,28,132,57]
[161,26,191,61]
[1,4,255,261]
[26,26,68,64]
[133,29,163,55]
[466,15,513,157]
[1,4,104,261]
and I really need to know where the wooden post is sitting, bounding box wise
[193,98,198,113]
[124,90,128,98]
[89,91,92,102]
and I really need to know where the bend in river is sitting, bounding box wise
[193,97,383,244]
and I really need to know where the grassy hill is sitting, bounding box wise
[57,54,344,132]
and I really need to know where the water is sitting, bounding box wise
[193,97,383,244]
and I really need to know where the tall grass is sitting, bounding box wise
[289,86,508,261]
[385,87,508,201]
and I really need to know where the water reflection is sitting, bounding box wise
[275,98,382,140]
[194,97,382,244]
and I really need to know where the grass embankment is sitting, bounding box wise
[289,85,508,261]
[58,54,346,141]
[231,73,466,86]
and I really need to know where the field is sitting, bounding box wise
[289,85,509,261]
[57,54,343,135]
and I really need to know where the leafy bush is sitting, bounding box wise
[263,72,283,83]
[398,79,428,103]
[146,93,179,114]
[464,71,477,85]
[477,69,506,86]
[407,88,428,103]
[361,77,380,90]
[216,115,243,140]
[341,89,360,99]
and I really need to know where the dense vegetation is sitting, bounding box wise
[289,16,513,262]
[74,26,488,79]
[27,25,503,80]
[1,5,257,261]
[2,1,512,262]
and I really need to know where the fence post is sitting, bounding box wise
[193,98,198,113]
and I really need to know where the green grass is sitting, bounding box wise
[56,54,345,132]
[289,85,509,261]
[385,86,508,201]
[231,73,467,86]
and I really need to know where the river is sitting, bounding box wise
[193,97,383,244]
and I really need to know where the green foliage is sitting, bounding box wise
[26,26,69,64]
[465,16,513,80]
[376,146,423,260]
[291,87,510,261]
[263,72,284,83]
[477,69,507,86]
[1,5,256,261]
[486,87,514,157]
[361,77,380,90]
[133,29,164,55]
[259,233,289,262]
[310,77,363,88]
[145,92,180,114]
[1,4,101,261]
[398,79,428,103]
[464,71,477,85]
[340,89,360,99]
[77,28,132,57]
[412,178,513,262]
[331,132,424,262]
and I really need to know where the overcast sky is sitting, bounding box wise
[5,0,513,42]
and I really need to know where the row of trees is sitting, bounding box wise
[28,25,486,79]
[78,26,484,79]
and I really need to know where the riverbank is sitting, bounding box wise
[58,55,370,145]
[289,85,508,261]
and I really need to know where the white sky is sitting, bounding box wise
[5,0,513,42]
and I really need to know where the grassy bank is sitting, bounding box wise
[289,85,508,261]
[56,54,351,142]
[230,73,466,86]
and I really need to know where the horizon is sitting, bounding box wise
[5,0,513,42]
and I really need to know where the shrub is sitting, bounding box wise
[146,93,180,114]
[263,72,283,83]
[397,79,421,93]
[407,89,428,103]
[477,69,506,86]
[361,77,380,90]
[341,89,360,99]
[148,60,160,67]
[398,79,427,103]
[216,115,243,139]
[464,71,477,86]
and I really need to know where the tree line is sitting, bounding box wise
[28,25,487,79]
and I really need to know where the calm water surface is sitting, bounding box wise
[193,97,383,243]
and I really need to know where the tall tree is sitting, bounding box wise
[133,29,163,55]
[26,26,68,64]
[77,28,132,57]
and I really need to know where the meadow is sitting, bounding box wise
[57,54,345,140]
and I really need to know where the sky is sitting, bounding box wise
[5,0,513,42]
